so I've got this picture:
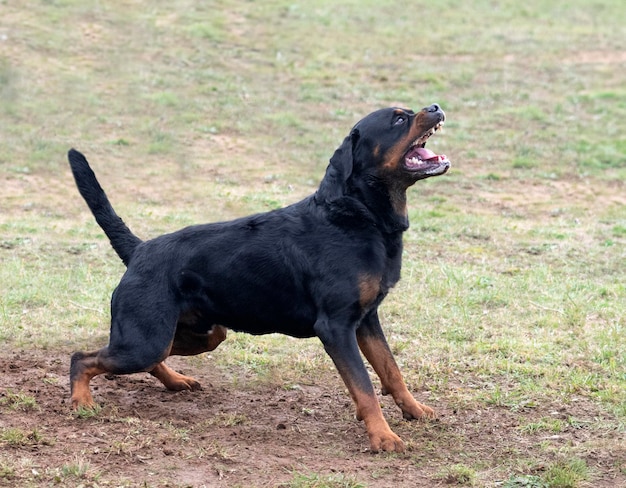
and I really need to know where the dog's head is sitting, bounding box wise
[354,104,450,183]
[318,104,450,222]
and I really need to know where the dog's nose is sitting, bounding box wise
[426,103,441,113]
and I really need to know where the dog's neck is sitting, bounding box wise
[351,176,410,234]
[316,188,409,235]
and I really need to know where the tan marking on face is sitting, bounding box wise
[381,128,417,170]
[359,273,381,308]
[380,109,434,171]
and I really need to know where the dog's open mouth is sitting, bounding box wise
[404,121,450,174]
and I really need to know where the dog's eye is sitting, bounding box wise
[393,115,407,126]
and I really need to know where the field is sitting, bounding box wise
[1,0,625,486]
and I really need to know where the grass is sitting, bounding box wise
[58,456,97,482]
[543,458,589,488]
[281,471,366,488]
[0,428,48,448]
[436,463,477,485]
[0,0,625,486]
[0,391,38,412]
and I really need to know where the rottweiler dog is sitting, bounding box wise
[68,103,450,452]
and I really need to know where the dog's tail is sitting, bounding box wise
[68,149,142,266]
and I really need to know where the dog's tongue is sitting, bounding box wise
[416,147,438,161]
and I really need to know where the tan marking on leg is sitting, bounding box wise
[170,324,227,356]
[150,362,202,391]
[333,349,405,453]
[357,333,435,420]
[70,354,106,410]
[206,325,227,351]
[351,387,405,453]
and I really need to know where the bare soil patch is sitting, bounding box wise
[1,350,624,487]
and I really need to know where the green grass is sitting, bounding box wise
[0,391,39,412]
[0,0,625,486]
[58,456,97,482]
[281,471,366,488]
[436,463,477,486]
[0,428,48,448]
[543,458,589,488]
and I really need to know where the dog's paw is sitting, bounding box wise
[164,373,202,392]
[70,392,97,411]
[401,398,436,420]
[150,362,202,391]
[368,428,405,453]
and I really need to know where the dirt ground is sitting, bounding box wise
[1,350,624,487]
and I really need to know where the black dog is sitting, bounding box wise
[68,104,450,452]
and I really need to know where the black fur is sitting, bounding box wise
[68,151,141,266]
[68,104,450,452]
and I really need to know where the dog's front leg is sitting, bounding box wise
[356,311,435,420]
[315,318,404,453]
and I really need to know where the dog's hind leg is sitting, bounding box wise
[149,362,201,391]
[70,283,181,410]
[70,349,109,409]
[70,340,173,410]
[70,341,169,408]
[148,323,228,391]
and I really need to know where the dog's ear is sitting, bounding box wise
[316,128,360,202]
